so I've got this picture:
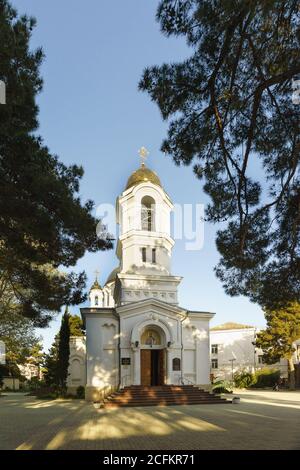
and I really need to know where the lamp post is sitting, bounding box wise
[228,358,236,381]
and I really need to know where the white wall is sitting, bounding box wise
[210,328,288,380]
[85,313,119,391]
[67,336,86,390]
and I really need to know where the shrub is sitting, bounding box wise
[212,379,233,394]
[234,371,255,388]
[252,368,280,388]
[29,386,58,399]
[26,377,44,391]
[76,385,85,399]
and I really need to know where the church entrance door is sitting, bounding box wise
[140,349,165,386]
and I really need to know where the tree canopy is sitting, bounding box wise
[56,309,70,392]
[0,0,112,326]
[139,0,300,309]
[0,285,41,364]
[255,302,300,388]
[69,313,85,336]
[43,309,83,389]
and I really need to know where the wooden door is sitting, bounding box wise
[158,349,165,385]
[140,349,151,385]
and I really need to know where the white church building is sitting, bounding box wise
[68,155,214,401]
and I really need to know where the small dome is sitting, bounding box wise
[105,266,120,285]
[125,165,162,190]
[90,278,101,291]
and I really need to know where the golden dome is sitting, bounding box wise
[89,278,101,291]
[105,266,120,285]
[125,165,162,190]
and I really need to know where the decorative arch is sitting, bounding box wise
[141,195,155,231]
[69,354,84,382]
[131,316,173,346]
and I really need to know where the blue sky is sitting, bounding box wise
[12,0,265,350]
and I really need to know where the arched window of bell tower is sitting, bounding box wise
[141,196,155,231]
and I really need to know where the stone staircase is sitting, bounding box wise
[103,385,230,408]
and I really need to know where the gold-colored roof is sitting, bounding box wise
[125,164,162,190]
[105,266,120,285]
[89,278,101,291]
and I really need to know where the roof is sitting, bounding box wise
[125,164,162,190]
[210,322,254,331]
[105,266,120,285]
[89,278,101,291]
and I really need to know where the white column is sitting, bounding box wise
[166,348,172,384]
[133,348,140,385]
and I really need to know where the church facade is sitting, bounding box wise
[68,159,215,401]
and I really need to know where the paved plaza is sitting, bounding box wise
[0,390,299,450]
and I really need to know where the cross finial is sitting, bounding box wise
[138,146,149,167]
[94,269,100,280]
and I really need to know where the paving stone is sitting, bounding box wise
[0,390,299,450]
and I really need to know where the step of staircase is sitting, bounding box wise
[103,385,230,408]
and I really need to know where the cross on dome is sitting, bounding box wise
[138,146,149,167]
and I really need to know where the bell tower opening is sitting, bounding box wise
[141,196,155,231]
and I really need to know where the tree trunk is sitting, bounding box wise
[288,357,295,390]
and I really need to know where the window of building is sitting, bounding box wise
[211,359,218,369]
[172,358,181,371]
[152,248,156,263]
[142,247,147,262]
[95,295,98,306]
[258,355,264,364]
[141,196,155,231]
[211,344,218,354]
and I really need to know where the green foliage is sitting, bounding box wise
[44,308,75,392]
[0,0,112,326]
[253,368,280,388]
[32,386,57,400]
[76,385,85,399]
[69,314,85,336]
[0,362,20,378]
[43,310,84,392]
[212,379,233,394]
[56,309,70,393]
[0,296,41,365]
[43,335,59,387]
[26,376,43,391]
[139,0,300,309]
[234,370,255,388]
[234,368,280,389]
[256,303,300,388]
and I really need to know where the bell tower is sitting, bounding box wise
[114,148,182,305]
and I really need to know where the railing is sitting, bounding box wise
[180,376,195,386]
[120,374,131,389]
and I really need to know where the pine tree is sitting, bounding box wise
[56,308,70,394]
[69,314,85,337]
[256,303,300,389]
[43,337,59,388]
[139,0,300,309]
[43,311,84,389]
[0,0,112,326]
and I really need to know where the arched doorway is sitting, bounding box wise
[140,326,166,386]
